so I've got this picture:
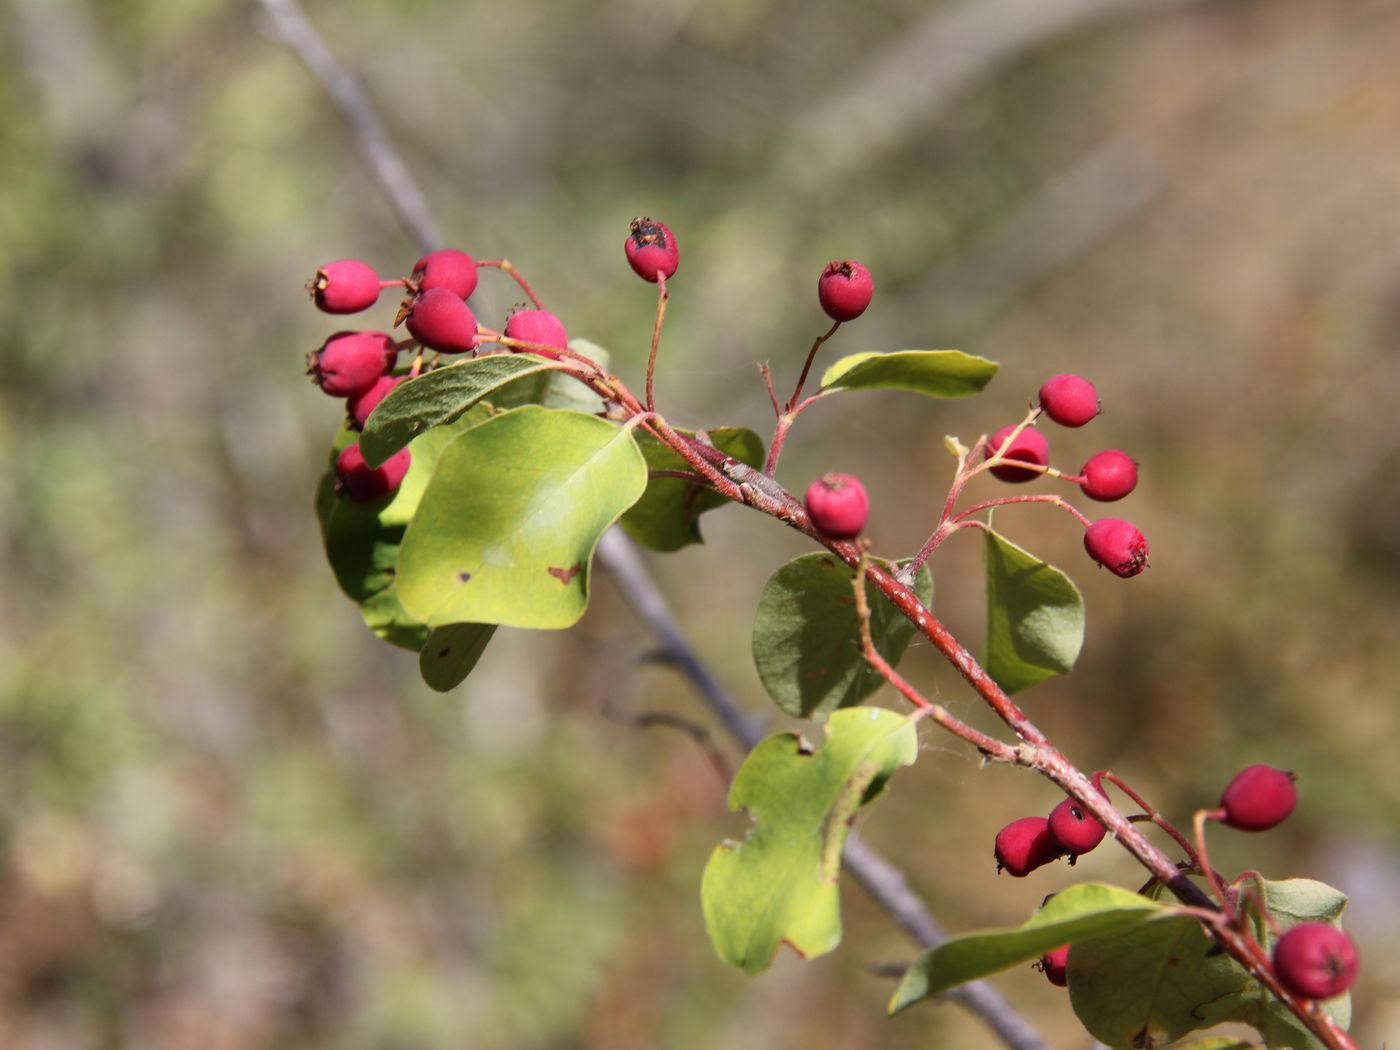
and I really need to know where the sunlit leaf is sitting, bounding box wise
[984,528,1084,694]
[819,350,998,399]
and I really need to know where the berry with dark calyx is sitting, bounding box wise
[1219,763,1298,831]
[404,288,479,354]
[311,259,381,314]
[504,308,568,359]
[412,248,478,299]
[1080,449,1139,502]
[308,330,394,398]
[1272,923,1358,1000]
[1038,374,1100,427]
[817,260,873,322]
[335,443,411,502]
[347,374,405,431]
[1048,797,1108,856]
[625,217,679,282]
[1038,944,1070,987]
[994,816,1061,877]
[1083,518,1149,578]
[985,424,1050,483]
[804,473,869,539]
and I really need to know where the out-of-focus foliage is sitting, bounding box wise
[1,0,1398,1047]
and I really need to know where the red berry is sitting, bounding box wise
[1038,374,1100,427]
[1083,518,1149,578]
[1039,944,1070,987]
[335,443,411,502]
[817,260,873,322]
[985,425,1050,483]
[404,288,479,354]
[504,308,568,359]
[804,473,869,539]
[1048,797,1108,856]
[412,249,478,299]
[1080,449,1138,502]
[311,259,381,314]
[308,330,394,398]
[994,816,1061,877]
[625,217,679,282]
[347,374,405,431]
[1273,923,1358,1000]
[1219,764,1298,831]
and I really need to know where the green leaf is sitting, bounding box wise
[752,554,933,720]
[983,528,1084,694]
[1170,1040,1259,1050]
[359,354,559,466]
[395,406,647,630]
[819,350,998,399]
[702,708,919,974]
[419,623,498,692]
[541,340,611,414]
[620,427,764,552]
[891,883,1169,1014]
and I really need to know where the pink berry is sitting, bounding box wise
[311,259,381,314]
[412,249,478,299]
[804,473,869,539]
[504,308,568,359]
[994,816,1061,877]
[1048,797,1107,856]
[347,374,405,431]
[1038,374,1100,427]
[625,217,679,282]
[1083,518,1149,578]
[1039,944,1070,987]
[1080,450,1138,502]
[404,288,479,354]
[308,330,394,398]
[335,443,411,502]
[817,260,873,322]
[1273,923,1358,1000]
[985,425,1050,483]
[1219,764,1298,832]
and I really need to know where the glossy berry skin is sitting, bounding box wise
[404,288,479,353]
[412,249,478,299]
[1038,374,1100,427]
[818,260,873,322]
[312,259,381,314]
[994,816,1061,877]
[1219,764,1298,831]
[1039,944,1070,987]
[308,330,394,398]
[1048,797,1108,856]
[347,374,405,430]
[625,218,679,282]
[804,473,869,539]
[1083,518,1149,578]
[1273,923,1358,1000]
[335,443,411,502]
[1080,449,1138,502]
[985,425,1050,483]
[504,309,568,359]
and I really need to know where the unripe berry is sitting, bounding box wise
[308,330,394,398]
[347,374,405,431]
[817,260,873,322]
[504,308,568,359]
[335,443,411,502]
[1038,374,1100,427]
[804,473,869,539]
[625,217,679,282]
[994,816,1061,877]
[311,259,381,314]
[1272,923,1358,1000]
[404,288,479,353]
[1048,797,1108,856]
[1039,944,1070,987]
[985,424,1050,483]
[1219,764,1298,832]
[1080,449,1138,502]
[412,248,478,299]
[1083,518,1149,578]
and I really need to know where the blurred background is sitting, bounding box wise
[2,0,1399,1046]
